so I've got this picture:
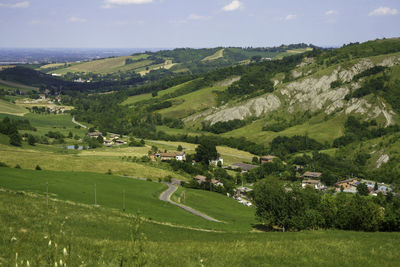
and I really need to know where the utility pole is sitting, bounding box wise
[46,181,48,208]
[123,189,125,211]
[94,184,97,206]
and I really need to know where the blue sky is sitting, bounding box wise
[0,0,399,48]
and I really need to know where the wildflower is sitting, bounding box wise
[55,243,58,248]
[54,262,58,267]
[63,247,68,256]
[27,260,30,267]
[11,236,17,242]
[44,235,48,239]
[59,259,63,265]
[48,240,52,246]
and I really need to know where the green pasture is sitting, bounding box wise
[1,184,400,266]
[0,99,28,116]
[157,85,226,119]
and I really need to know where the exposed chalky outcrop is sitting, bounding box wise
[204,95,281,125]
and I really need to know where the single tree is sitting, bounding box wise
[27,134,36,146]
[357,182,369,196]
[9,132,22,146]
[194,141,218,165]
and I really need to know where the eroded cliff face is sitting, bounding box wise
[188,55,400,127]
[203,95,281,125]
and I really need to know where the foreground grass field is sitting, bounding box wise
[172,187,256,230]
[0,168,247,231]
[1,186,400,266]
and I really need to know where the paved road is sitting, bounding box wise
[159,183,221,222]
[72,116,88,129]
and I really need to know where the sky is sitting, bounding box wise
[0,0,399,48]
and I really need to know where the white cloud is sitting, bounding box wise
[68,16,86,23]
[188,14,210,20]
[222,0,241,12]
[325,10,337,16]
[369,6,398,16]
[102,0,152,8]
[0,1,30,8]
[285,14,296,21]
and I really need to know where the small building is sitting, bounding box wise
[103,140,113,147]
[335,178,358,190]
[234,186,253,198]
[301,171,322,179]
[175,152,186,161]
[110,134,119,140]
[231,163,259,173]
[114,139,126,145]
[211,179,224,187]
[39,94,46,100]
[194,175,207,184]
[88,132,102,138]
[302,179,324,190]
[157,152,185,161]
[260,155,277,164]
[210,157,223,166]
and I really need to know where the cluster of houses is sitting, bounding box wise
[194,175,224,187]
[300,171,393,195]
[87,132,126,146]
[334,178,393,195]
[233,186,253,206]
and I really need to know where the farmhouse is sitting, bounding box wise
[153,152,186,161]
[260,155,277,164]
[114,139,126,145]
[231,162,258,173]
[210,157,223,166]
[301,171,322,179]
[175,152,186,161]
[110,134,119,139]
[88,131,102,138]
[194,175,207,184]
[301,179,324,190]
[335,178,358,190]
[211,179,224,187]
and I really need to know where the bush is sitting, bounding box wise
[0,162,9,167]
[35,165,42,170]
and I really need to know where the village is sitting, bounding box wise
[85,131,394,208]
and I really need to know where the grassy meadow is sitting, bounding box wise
[1,185,400,266]
[157,85,226,119]
[0,167,248,231]
[202,48,224,61]
[0,99,28,116]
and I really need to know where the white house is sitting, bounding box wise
[175,152,186,161]
[210,157,223,166]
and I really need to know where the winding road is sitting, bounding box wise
[72,116,88,129]
[159,183,221,222]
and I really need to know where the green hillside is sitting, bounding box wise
[2,186,400,266]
